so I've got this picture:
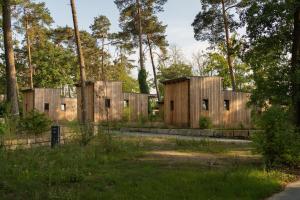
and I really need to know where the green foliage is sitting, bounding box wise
[18,110,51,135]
[192,0,241,45]
[122,107,131,122]
[0,134,296,199]
[0,120,7,135]
[68,121,94,146]
[199,116,212,129]
[138,68,150,94]
[252,106,300,170]
[240,1,295,107]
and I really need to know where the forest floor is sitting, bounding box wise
[0,133,297,200]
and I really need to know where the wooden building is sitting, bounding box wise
[22,88,77,121]
[162,76,251,128]
[123,93,148,121]
[77,81,123,123]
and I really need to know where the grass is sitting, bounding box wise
[0,133,296,200]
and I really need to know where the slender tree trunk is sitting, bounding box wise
[24,9,34,89]
[221,0,236,91]
[70,0,88,123]
[147,34,160,101]
[291,5,300,127]
[136,0,144,71]
[101,37,105,80]
[2,0,19,116]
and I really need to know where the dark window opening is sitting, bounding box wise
[224,100,230,111]
[25,104,28,112]
[170,100,174,111]
[105,98,111,108]
[61,103,66,111]
[202,99,209,111]
[124,99,129,108]
[44,103,49,112]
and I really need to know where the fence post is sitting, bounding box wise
[51,125,60,148]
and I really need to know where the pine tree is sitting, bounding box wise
[2,0,19,116]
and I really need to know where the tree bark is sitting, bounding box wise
[101,37,105,80]
[136,0,144,70]
[24,9,34,89]
[291,5,300,127]
[221,0,236,91]
[70,0,88,123]
[2,0,19,116]
[147,34,161,101]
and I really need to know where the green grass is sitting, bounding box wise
[0,134,296,200]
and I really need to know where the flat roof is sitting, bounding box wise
[161,76,222,84]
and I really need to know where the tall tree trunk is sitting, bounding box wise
[24,9,34,89]
[221,0,236,91]
[291,5,300,127]
[70,0,88,123]
[147,34,160,101]
[2,0,19,116]
[136,0,144,70]
[101,37,105,80]
[136,0,149,94]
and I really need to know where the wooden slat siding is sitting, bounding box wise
[164,80,189,127]
[189,77,223,128]
[123,93,148,121]
[94,81,123,122]
[222,91,251,128]
[58,98,77,121]
[77,84,95,122]
[33,88,61,121]
[22,91,34,114]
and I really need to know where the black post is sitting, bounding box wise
[51,125,60,148]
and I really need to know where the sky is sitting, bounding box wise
[35,0,208,77]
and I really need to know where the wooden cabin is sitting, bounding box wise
[22,88,77,121]
[77,81,123,123]
[162,76,251,128]
[123,93,148,121]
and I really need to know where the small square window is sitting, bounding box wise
[105,98,111,108]
[224,100,230,111]
[124,100,129,108]
[202,99,209,111]
[44,103,49,112]
[61,103,66,111]
[170,100,174,111]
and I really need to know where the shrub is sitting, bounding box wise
[122,107,131,122]
[252,106,300,170]
[19,110,52,135]
[199,116,212,129]
[0,121,6,135]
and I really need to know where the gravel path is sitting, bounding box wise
[267,180,300,200]
[117,131,251,144]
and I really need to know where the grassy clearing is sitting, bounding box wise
[0,133,296,200]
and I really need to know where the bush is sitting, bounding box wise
[252,106,300,170]
[122,107,131,122]
[199,116,212,129]
[0,121,6,135]
[19,110,52,135]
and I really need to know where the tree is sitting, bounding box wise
[2,0,19,116]
[240,1,295,108]
[291,4,300,127]
[201,39,252,91]
[15,0,53,89]
[114,0,167,94]
[192,0,243,91]
[90,15,111,80]
[70,0,87,123]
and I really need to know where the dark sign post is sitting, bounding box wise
[51,125,60,148]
